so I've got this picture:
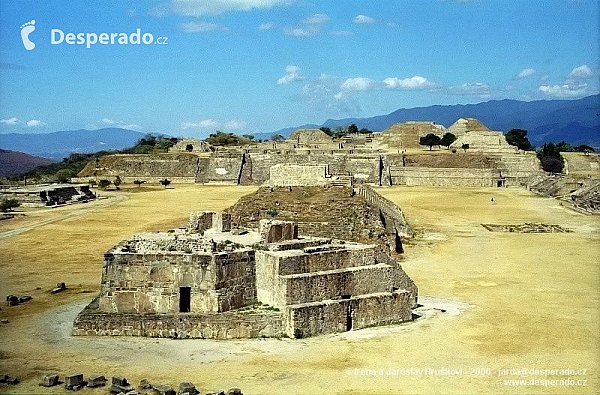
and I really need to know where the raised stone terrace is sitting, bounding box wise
[74,209,417,339]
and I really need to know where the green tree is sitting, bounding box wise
[440,132,457,149]
[320,127,333,136]
[98,179,111,190]
[555,141,574,152]
[462,143,470,152]
[359,128,372,134]
[133,180,146,188]
[271,134,285,142]
[537,142,564,173]
[242,134,255,141]
[160,178,171,188]
[574,144,595,154]
[348,124,359,135]
[55,169,75,183]
[0,198,20,212]
[333,126,347,138]
[113,176,122,190]
[419,133,442,151]
[505,129,533,151]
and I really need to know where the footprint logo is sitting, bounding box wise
[20,20,36,51]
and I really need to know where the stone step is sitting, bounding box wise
[279,263,405,305]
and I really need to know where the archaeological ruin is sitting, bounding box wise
[74,118,543,189]
[0,184,96,207]
[73,205,418,339]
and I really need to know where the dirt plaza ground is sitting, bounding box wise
[0,184,598,394]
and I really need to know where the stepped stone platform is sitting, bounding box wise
[0,184,95,207]
[74,207,417,339]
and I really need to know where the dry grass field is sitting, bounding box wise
[0,184,598,394]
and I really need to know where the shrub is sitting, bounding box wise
[98,179,111,190]
[0,198,20,212]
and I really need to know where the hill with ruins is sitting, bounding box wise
[76,118,543,189]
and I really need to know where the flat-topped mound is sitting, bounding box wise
[226,186,397,249]
[447,118,490,136]
[377,122,445,149]
[287,128,333,144]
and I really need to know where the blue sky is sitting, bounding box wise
[0,0,598,138]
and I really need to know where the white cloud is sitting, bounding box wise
[0,117,18,125]
[182,119,246,130]
[516,68,536,79]
[303,13,329,24]
[180,21,228,33]
[225,120,247,130]
[447,82,491,97]
[259,22,273,30]
[199,119,220,128]
[300,74,360,115]
[171,0,292,16]
[284,26,319,37]
[383,76,434,90]
[99,118,142,130]
[26,119,44,127]
[277,65,305,85]
[352,14,376,24]
[148,4,171,17]
[341,77,376,91]
[568,64,593,79]
[539,83,588,98]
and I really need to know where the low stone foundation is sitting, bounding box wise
[73,298,286,339]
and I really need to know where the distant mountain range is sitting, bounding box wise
[272,94,600,148]
[0,96,597,162]
[0,149,54,177]
[0,128,147,160]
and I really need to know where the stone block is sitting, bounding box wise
[5,376,19,385]
[112,376,129,386]
[139,378,153,389]
[179,382,199,394]
[111,384,130,394]
[228,388,243,395]
[153,384,175,395]
[18,295,32,303]
[51,282,67,294]
[6,295,19,306]
[259,219,298,243]
[87,375,107,387]
[40,374,60,387]
[65,373,84,389]
[213,212,231,232]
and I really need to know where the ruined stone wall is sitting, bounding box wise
[389,167,499,187]
[98,252,216,314]
[286,291,411,338]
[98,248,255,314]
[255,246,378,307]
[196,155,244,184]
[357,185,411,237]
[279,264,407,306]
[239,153,380,185]
[213,250,256,311]
[78,154,200,179]
[74,299,286,339]
[269,164,329,186]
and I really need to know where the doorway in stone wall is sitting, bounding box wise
[346,304,353,331]
[180,287,191,313]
